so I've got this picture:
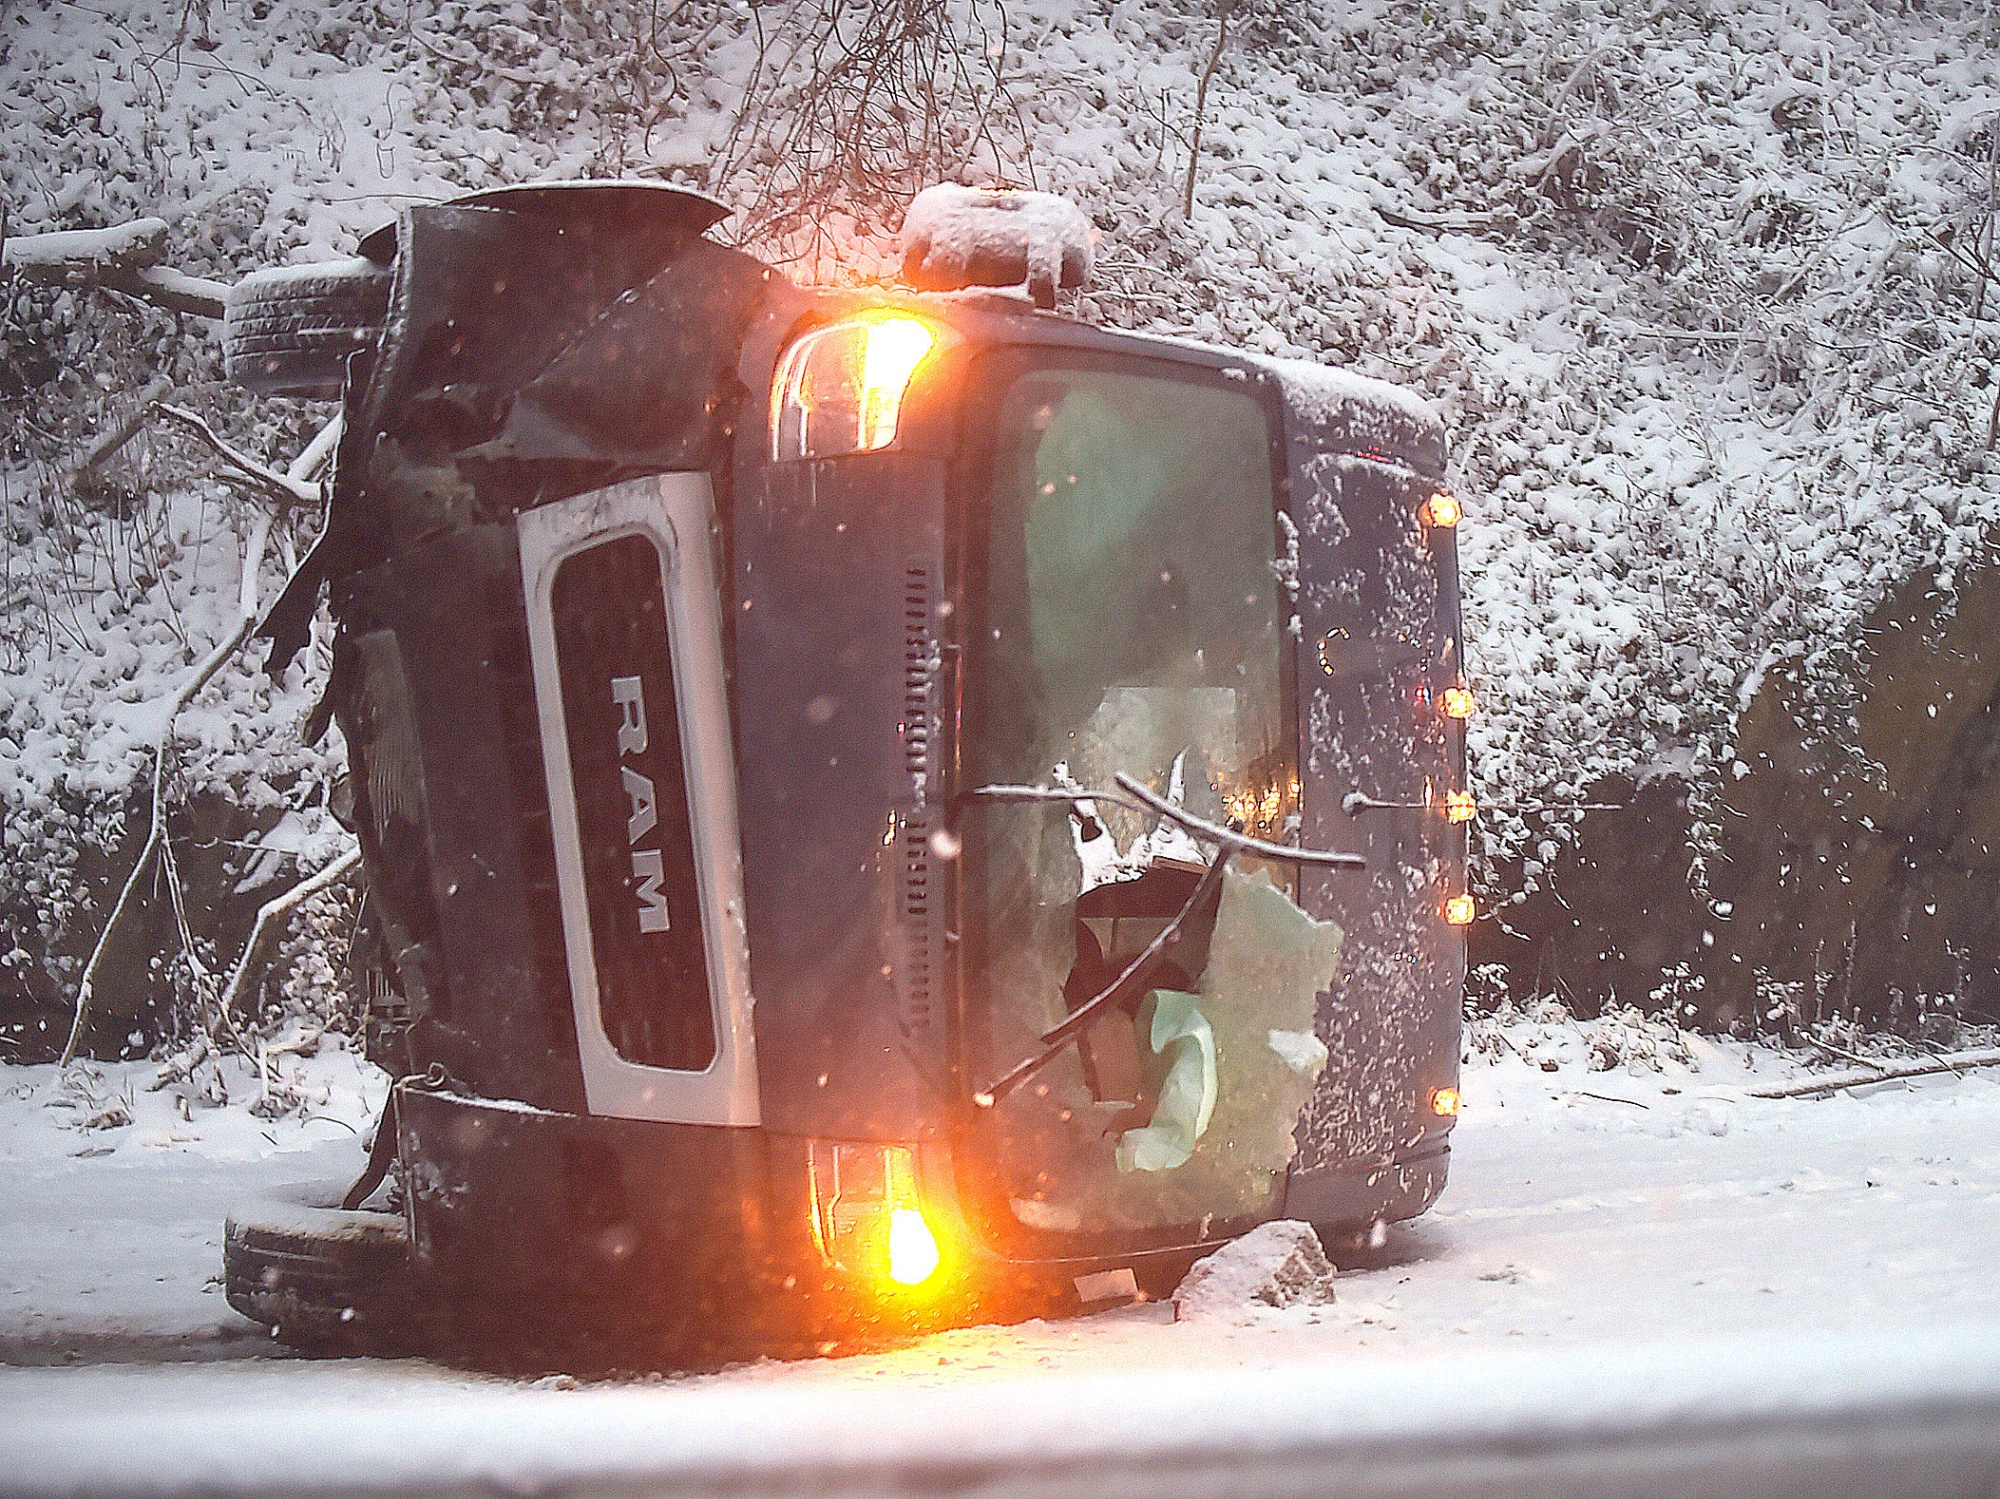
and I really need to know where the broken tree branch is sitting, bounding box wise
[2,218,227,320]
[59,444,291,1068]
[94,264,228,321]
[157,403,319,508]
[1747,1047,2000,1098]
[3,218,169,274]
[287,411,343,490]
[65,374,176,489]
[1371,201,1504,236]
[58,609,259,1067]
[1808,1034,1887,1073]
[218,845,362,1026]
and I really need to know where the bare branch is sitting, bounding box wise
[287,412,344,489]
[1747,1048,2000,1099]
[65,375,175,488]
[218,846,362,1025]
[59,608,258,1068]
[1182,0,1235,222]
[58,409,315,1066]
[156,403,319,508]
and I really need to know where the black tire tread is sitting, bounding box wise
[223,1182,417,1351]
[223,258,391,398]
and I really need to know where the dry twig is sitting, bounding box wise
[218,846,362,1025]
[1183,0,1236,222]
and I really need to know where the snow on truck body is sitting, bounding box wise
[225,182,1467,1351]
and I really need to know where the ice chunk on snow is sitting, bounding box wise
[1172,1219,1337,1322]
[1267,1028,1328,1073]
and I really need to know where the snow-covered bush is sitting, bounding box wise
[1465,994,1697,1074]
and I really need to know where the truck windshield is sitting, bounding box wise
[960,354,1331,1247]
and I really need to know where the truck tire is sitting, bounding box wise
[223,259,391,398]
[223,1180,418,1351]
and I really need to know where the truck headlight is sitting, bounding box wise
[771,313,942,460]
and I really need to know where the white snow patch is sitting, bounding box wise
[1256,355,1444,444]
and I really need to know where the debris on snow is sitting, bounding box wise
[1173,1220,1337,1323]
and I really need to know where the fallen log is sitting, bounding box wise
[2,217,169,272]
[3,216,227,319]
[1748,1047,2000,1099]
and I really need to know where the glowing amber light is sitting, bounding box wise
[773,314,942,459]
[887,1207,942,1286]
[1445,791,1476,824]
[1444,894,1476,926]
[1429,1086,1461,1117]
[1441,685,1477,720]
[858,315,938,450]
[1422,491,1462,528]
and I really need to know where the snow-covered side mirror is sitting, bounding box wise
[898,185,1097,309]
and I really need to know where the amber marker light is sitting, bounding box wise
[806,1141,947,1293]
[1441,685,1477,720]
[881,1145,944,1289]
[1444,893,1476,926]
[770,312,942,460]
[1421,491,1463,528]
[1429,1086,1461,1118]
[887,1207,943,1287]
[1445,790,1477,824]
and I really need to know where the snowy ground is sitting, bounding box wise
[3,1017,1998,1493]
[0,1040,386,1354]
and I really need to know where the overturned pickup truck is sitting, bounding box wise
[222,182,1469,1358]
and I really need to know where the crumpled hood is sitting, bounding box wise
[265,189,781,670]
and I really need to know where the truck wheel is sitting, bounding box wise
[223,259,391,398]
[224,1180,418,1351]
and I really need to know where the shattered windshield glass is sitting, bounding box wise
[961,356,1335,1242]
